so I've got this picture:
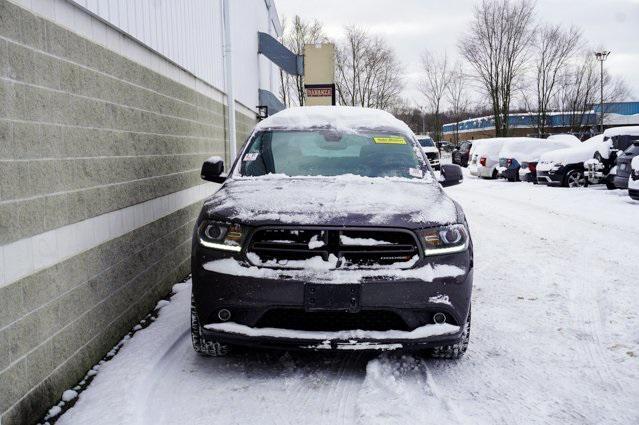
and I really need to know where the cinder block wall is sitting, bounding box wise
[0,1,255,423]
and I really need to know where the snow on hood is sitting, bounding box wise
[204,174,459,228]
[603,125,639,138]
[469,138,506,160]
[498,137,580,162]
[539,135,606,164]
[254,106,413,135]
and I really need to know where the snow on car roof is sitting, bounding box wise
[603,126,639,137]
[547,134,581,144]
[498,137,579,162]
[469,138,507,158]
[539,135,606,163]
[254,106,414,135]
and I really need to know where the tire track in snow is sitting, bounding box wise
[447,181,636,423]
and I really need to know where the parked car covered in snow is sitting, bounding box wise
[416,135,441,170]
[191,106,472,359]
[612,140,639,190]
[629,156,639,200]
[452,141,472,167]
[536,135,605,187]
[585,126,639,189]
[468,138,506,179]
[497,137,580,182]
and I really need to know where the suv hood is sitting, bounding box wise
[204,175,459,229]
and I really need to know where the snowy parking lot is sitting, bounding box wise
[53,173,639,425]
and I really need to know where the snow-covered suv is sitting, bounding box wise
[585,126,639,189]
[416,135,440,170]
[536,135,604,187]
[191,107,473,358]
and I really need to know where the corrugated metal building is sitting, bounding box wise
[443,101,639,141]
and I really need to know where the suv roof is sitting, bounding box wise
[255,106,413,135]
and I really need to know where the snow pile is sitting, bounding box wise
[498,137,580,162]
[538,134,607,167]
[255,106,414,135]
[204,174,459,227]
[205,321,460,342]
[203,256,465,284]
[62,390,78,402]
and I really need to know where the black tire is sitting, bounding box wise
[605,181,616,190]
[191,294,230,357]
[491,169,498,179]
[429,310,471,360]
[565,169,586,188]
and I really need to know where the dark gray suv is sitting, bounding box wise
[191,107,472,359]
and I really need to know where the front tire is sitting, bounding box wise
[191,294,230,357]
[429,310,471,359]
[565,170,586,188]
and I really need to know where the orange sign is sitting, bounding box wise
[306,87,333,97]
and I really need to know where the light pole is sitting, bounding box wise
[594,51,610,134]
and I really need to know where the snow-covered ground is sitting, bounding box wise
[53,173,639,425]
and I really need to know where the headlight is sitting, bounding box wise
[551,162,564,169]
[418,224,469,256]
[198,221,243,252]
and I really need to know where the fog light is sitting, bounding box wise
[217,309,231,322]
[433,312,446,324]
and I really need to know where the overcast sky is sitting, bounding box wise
[275,0,639,109]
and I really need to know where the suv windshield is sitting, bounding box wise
[239,130,424,179]
[418,138,434,147]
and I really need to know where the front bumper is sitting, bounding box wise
[192,248,473,351]
[536,169,562,186]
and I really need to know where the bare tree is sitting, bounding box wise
[459,0,536,137]
[533,24,581,136]
[335,26,403,110]
[419,51,452,141]
[445,64,471,144]
[555,52,631,133]
[278,16,327,106]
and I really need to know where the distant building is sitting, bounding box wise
[442,101,639,142]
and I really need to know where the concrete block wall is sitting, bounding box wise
[0,1,256,423]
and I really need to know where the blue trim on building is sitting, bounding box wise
[443,101,639,134]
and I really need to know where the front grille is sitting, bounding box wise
[247,227,420,268]
[256,309,410,331]
[425,152,439,161]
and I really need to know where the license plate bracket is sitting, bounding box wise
[304,284,361,313]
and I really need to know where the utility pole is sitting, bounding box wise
[594,51,610,134]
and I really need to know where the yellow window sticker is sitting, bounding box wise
[373,136,406,145]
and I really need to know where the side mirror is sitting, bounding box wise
[439,164,463,187]
[201,157,226,183]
